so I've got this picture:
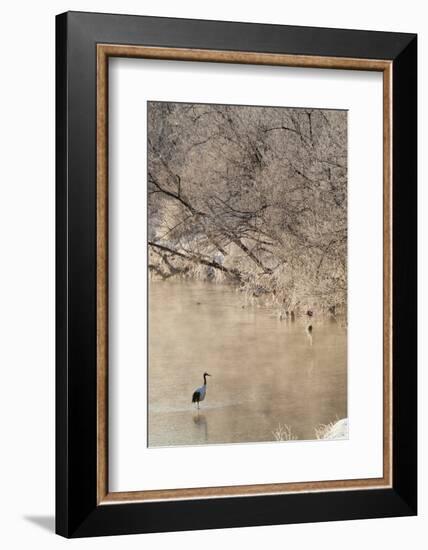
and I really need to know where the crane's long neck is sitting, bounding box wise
[203,374,207,385]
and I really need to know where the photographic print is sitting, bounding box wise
[148,101,348,448]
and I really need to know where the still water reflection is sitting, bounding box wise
[148,281,347,447]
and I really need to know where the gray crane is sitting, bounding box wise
[192,372,212,409]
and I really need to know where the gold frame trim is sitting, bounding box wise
[96,44,393,505]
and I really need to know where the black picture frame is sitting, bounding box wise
[56,11,417,538]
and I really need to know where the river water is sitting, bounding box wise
[148,280,347,447]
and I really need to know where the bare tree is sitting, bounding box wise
[147,102,347,318]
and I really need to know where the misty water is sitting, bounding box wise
[148,280,347,447]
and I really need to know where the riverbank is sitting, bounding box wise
[318,418,348,440]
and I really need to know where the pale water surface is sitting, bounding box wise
[148,281,347,447]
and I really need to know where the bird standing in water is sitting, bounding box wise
[192,372,212,409]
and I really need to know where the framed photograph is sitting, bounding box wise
[56,11,417,537]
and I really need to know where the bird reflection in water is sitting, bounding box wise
[307,357,315,377]
[306,324,313,347]
[193,411,208,443]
